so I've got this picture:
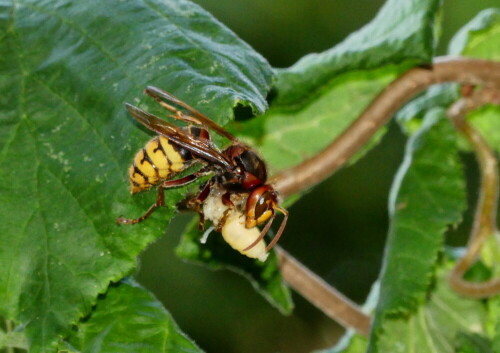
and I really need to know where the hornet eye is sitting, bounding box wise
[254,191,272,220]
[245,186,278,229]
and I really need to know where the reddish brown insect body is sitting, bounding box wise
[117,86,288,254]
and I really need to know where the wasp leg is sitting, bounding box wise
[162,174,197,188]
[117,173,204,225]
[215,208,232,233]
[117,186,165,225]
[221,192,234,207]
[186,180,213,230]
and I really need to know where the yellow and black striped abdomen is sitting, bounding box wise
[128,135,193,194]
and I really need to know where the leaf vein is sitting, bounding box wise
[142,0,262,98]
[424,306,453,352]
[431,296,472,329]
[418,308,439,353]
[32,76,122,172]
[394,222,435,239]
[17,1,140,86]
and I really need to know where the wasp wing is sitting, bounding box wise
[145,86,237,142]
[125,103,234,170]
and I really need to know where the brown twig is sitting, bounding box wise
[276,246,371,336]
[272,57,500,332]
[447,87,500,298]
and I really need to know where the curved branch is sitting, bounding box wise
[447,87,500,298]
[276,246,371,336]
[272,57,500,197]
[273,57,500,332]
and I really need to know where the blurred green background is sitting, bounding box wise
[136,1,498,352]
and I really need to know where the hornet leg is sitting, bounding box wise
[117,186,165,225]
[117,172,204,225]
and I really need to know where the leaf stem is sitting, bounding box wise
[447,86,500,298]
[275,246,371,336]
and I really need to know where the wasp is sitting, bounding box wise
[117,86,288,256]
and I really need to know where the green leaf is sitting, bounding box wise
[368,111,467,352]
[376,265,488,353]
[175,219,294,314]
[0,0,273,351]
[65,279,203,353]
[0,321,28,352]
[468,106,500,153]
[235,67,397,173]
[274,0,441,106]
[448,8,500,60]
[395,84,459,134]
[455,332,493,353]
[231,0,442,173]
[475,229,500,280]
[449,9,500,152]
[480,296,500,351]
[315,331,367,353]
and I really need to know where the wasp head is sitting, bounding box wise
[245,185,278,228]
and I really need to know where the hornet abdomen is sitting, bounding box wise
[128,127,208,193]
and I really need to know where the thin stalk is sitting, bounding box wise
[447,87,500,298]
[276,246,371,336]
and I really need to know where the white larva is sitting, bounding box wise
[202,187,268,262]
[221,212,268,262]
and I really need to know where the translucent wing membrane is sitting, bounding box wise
[145,86,238,142]
[125,103,233,169]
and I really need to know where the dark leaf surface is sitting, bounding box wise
[65,279,203,353]
[0,0,273,351]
